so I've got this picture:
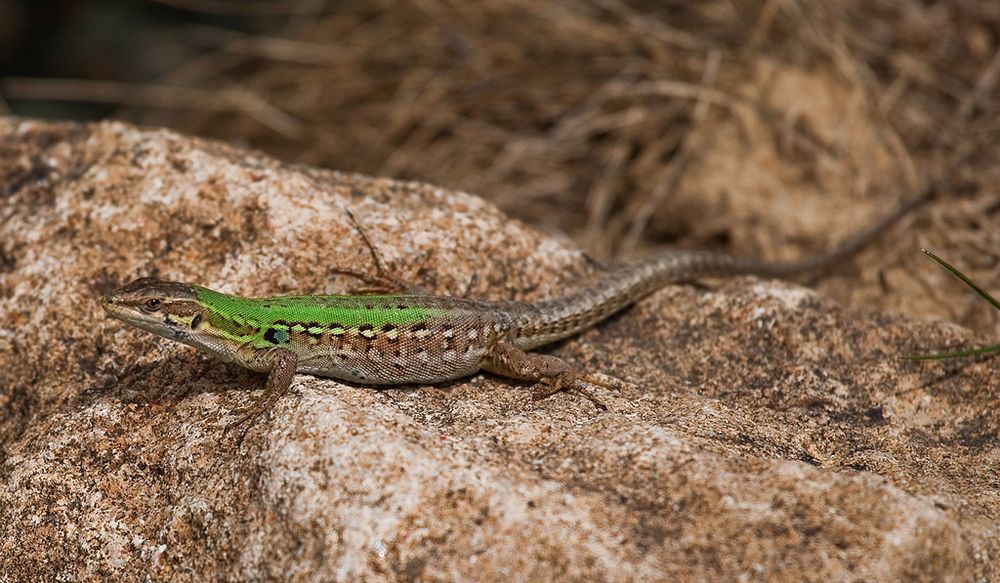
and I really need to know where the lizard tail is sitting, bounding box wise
[508,189,933,350]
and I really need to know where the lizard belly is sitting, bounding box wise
[295,346,490,385]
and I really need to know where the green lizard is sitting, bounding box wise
[101,193,929,432]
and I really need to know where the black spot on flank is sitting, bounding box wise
[411,323,428,332]
[191,314,202,329]
[442,324,453,332]
[358,323,374,332]
[364,303,375,310]
[382,323,396,332]
[273,319,291,328]
[396,304,409,310]
[394,363,405,370]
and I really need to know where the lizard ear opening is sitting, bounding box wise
[191,314,202,329]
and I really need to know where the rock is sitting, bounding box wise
[0,118,996,581]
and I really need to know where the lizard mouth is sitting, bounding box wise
[100,292,148,326]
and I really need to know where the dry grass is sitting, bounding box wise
[26,0,995,330]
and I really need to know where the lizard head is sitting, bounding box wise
[101,277,206,340]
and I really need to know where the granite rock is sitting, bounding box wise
[0,119,996,581]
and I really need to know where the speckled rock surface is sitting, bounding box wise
[0,118,996,582]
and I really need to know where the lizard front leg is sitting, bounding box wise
[483,341,607,409]
[225,347,298,439]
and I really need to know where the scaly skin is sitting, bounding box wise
[101,191,930,433]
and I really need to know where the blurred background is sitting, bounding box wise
[1,0,998,330]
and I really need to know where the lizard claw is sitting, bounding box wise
[530,371,611,411]
[222,379,293,443]
[223,402,269,445]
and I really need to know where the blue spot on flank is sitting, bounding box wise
[264,328,289,344]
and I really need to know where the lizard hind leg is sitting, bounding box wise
[484,341,608,410]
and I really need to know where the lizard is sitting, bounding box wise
[101,191,931,433]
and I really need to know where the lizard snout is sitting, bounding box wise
[100,293,118,312]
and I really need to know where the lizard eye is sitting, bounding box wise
[143,298,162,312]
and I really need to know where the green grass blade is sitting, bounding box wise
[906,344,1000,360]
[922,248,1000,311]
[908,250,998,361]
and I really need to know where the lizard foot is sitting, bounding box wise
[531,371,632,411]
[528,370,609,411]
[223,390,282,444]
